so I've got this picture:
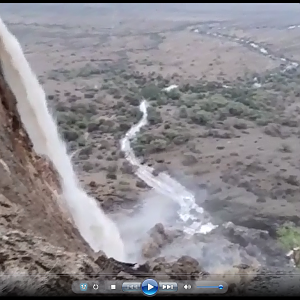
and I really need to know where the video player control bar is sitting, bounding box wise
[73,280,228,295]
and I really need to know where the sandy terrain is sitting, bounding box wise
[1,3,300,296]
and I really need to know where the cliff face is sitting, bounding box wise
[0,68,87,253]
[0,65,104,295]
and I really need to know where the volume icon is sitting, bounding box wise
[184,284,191,290]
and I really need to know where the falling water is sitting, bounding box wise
[0,17,125,261]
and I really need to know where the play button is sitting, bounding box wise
[141,279,158,296]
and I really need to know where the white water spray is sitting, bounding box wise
[120,100,217,235]
[0,18,125,261]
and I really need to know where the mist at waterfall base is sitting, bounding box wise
[113,185,257,272]
[114,166,293,272]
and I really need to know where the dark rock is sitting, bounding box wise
[256,196,266,203]
[181,154,198,166]
[89,181,96,188]
[136,180,148,189]
[78,145,93,157]
[120,161,135,175]
[285,175,300,186]
[177,255,199,268]
[87,122,99,132]
[152,163,169,176]
[233,121,248,130]
[141,224,178,259]
[264,123,282,137]
[217,222,287,267]
[106,173,117,180]
[84,93,95,99]
[63,130,79,142]
[142,240,161,258]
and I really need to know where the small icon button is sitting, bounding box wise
[122,282,141,292]
[93,284,99,290]
[142,279,158,296]
[80,283,88,291]
[183,284,192,290]
[159,282,178,292]
[105,281,119,292]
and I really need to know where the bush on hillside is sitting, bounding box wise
[277,223,300,250]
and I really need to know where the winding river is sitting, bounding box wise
[120,100,217,236]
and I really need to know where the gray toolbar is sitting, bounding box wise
[72,280,228,294]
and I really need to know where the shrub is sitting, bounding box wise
[62,130,79,142]
[179,106,188,118]
[147,107,163,125]
[141,84,161,100]
[190,110,211,125]
[277,223,300,250]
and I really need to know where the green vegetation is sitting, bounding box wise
[277,223,300,250]
[48,61,300,162]
[126,67,300,157]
